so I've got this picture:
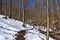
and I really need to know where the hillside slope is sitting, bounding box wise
[0,15,54,40]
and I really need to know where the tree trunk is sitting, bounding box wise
[9,0,12,18]
[4,0,7,19]
[46,0,50,40]
[0,0,2,14]
[23,0,27,27]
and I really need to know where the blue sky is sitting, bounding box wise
[28,0,34,7]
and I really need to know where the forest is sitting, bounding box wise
[0,0,60,40]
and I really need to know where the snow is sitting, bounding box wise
[0,15,5,18]
[25,28,54,40]
[38,26,52,32]
[0,15,54,40]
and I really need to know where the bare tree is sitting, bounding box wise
[18,0,21,20]
[22,0,27,27]
[0,0,2,13]
[56,0,60,31]
[46,0,50,40]
[9,0,12,18]
[56,0,59,19]
[4,0,7,19]
[0,0,2,8]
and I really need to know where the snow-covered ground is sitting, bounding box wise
[0,15,54,40]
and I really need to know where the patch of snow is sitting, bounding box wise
[25,24,33,30]
[0,15,54,40]
[0,15,5,18]
[25,28,54,40]
[0,22,19,31]
[0,17,26,30]
[0,35,5,40]
[39,26,53,32]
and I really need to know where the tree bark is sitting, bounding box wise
[4,0,7,19]
[23,0,27,27]
[9,0,12,18]
[46,0,50,40]
[0,0,2,14]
